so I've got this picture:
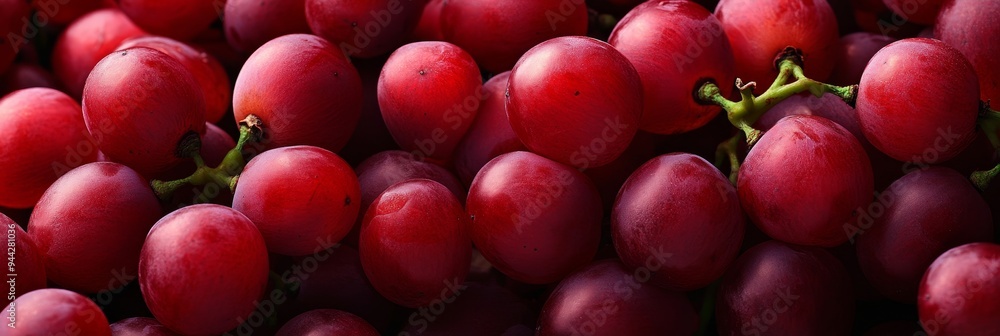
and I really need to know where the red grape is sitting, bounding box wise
[918,243,1000,336]
[0,88,97,208]
[277,309,379,336]
[715,0,840,91]
[233,146,361,256]
[755,93,866,145]
[378,41,483,162]
[117,0,217,41]
[609,0,736,134]
[360,179,471,308]
[82,47,207,177]
[224,0,311,53]
[30,0,109,25]
[466,151,602,284]
[506,36,642,169]
[109,317,179,336]
[0,213,45,308]
[882,0,944,25]
[936,0,1000,103]
[613,153,745,290]
[856,167,993,303]
[398,282,535,335]
[52,9,146,98]
[117,36,231,123]
[440,0,589,73]
[139,204,269,335]
[305,0,425,58]
[0,63,59,95]
[738,115,873,247]
[536,259,699,336]
[716,240,854,336]
[233,34,363,153]
[453,72,525,185]
[829,32,895,86]
[0,0,30,74]
[1,288,111,336]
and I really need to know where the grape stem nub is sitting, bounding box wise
[971,101,1000,191]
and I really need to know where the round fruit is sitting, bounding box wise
[0,213,45,308]
[305,0,425,58]
[276,309,379,336]
[453,72,526,185]
[224,0,311,53]
[918,243,1000,336]
[51,9,146,98]
[2,288,112,336]
[109,317,179,336]
[936,0,1000,103]
[117,0,217,40]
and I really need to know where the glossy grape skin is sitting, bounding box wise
[856,167,993,303]
[117,36,231,123]
[305,0,425,59]
[466,151,602,284]
[109,317,180,336]
[0,88,97,208]
[117,0,217,41]
[398,283,535,335]
[612,153,745,290]
[0,214,45,308]
[829,33,895,86]
[82,47,207,177]
[738,115,873,247]
[224,0,311,53]
[0,0,30,74]
[139,204,269,335]
[233,146,361,256]
[0,289,111,336]
[360,179,471,308]
[506,36,642,169]
[377,41,483,162]
[918,243,1000,336]
[277,309,379,336]
[936,0,1000,103]
[882,0,944,25]
[716,241,854,336]
[28,162,160,293]
[755,93,865,144]
[715,0,839,91]
[453,72,525,185]
[52,9,146,98]
[857,38,979,163]
[0,63,59,95]
[440,0,588,73]
[536,259,699,336]
[609,0,736,134]
[233,34,363,153]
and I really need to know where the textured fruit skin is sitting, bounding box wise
[233,146,361,256]
[276,309,380,336]
[82,47,207,177]
[233,34,363,153]
[882,0,945,25]
[738,115,873,247]
[0,214,45,308]
[139,204,270,336]
[715,0,840,92]
[536,259,699,336]
[109,317,180,336]
[936,0,1000,103]
[377,41,483,162]
[52,9,147,99]
[918,243,1000,336]
[506,36,642,169]
[440,0,588,73]
[0,88,97,209]
[829,32,895,86]
[610,0,736,134]
[856,38,979,163]
[305,0,426,59]
[856,167,993,303]
[224,0,311,53]
[1,288,112,336]
[117,0,217,41]
[612,153,746,290]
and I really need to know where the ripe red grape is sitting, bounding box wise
[360,179,471,308]
[453,72,525,185]
[1,288,111,336]
[52,9,146,98]
[936,0,1000,103]
[378,41,483,162]
[233,146,361,256]
[139,204,269,335]
[29,162,160,294]
[305,0,425,58]
[856,167,993,303]
[440,0,589,73]
[856,38,979,163]
[506,36,642,169]
[755,93,866,145]
[466,151,602,284]
[613,153,745,290]
[882,0,944,25]
[223,0,311,53]
[277,309,379,336]
[716,240,854,336]
[609,0,736,134]
[0,88,97,209]
[918,243,1000,336]
[118,36,231,123]
[0,0,29,74]
[109,317,179,335]
[233,34,363,153]
[0,213,45,308]
[536,259,699,336]
[715,0,840,91]
[356,150,465,214]
[117,0,217,41]
[0,63,59,95]
[82,47,207,177]
[738,115,873,247]
[829,32,895,86]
